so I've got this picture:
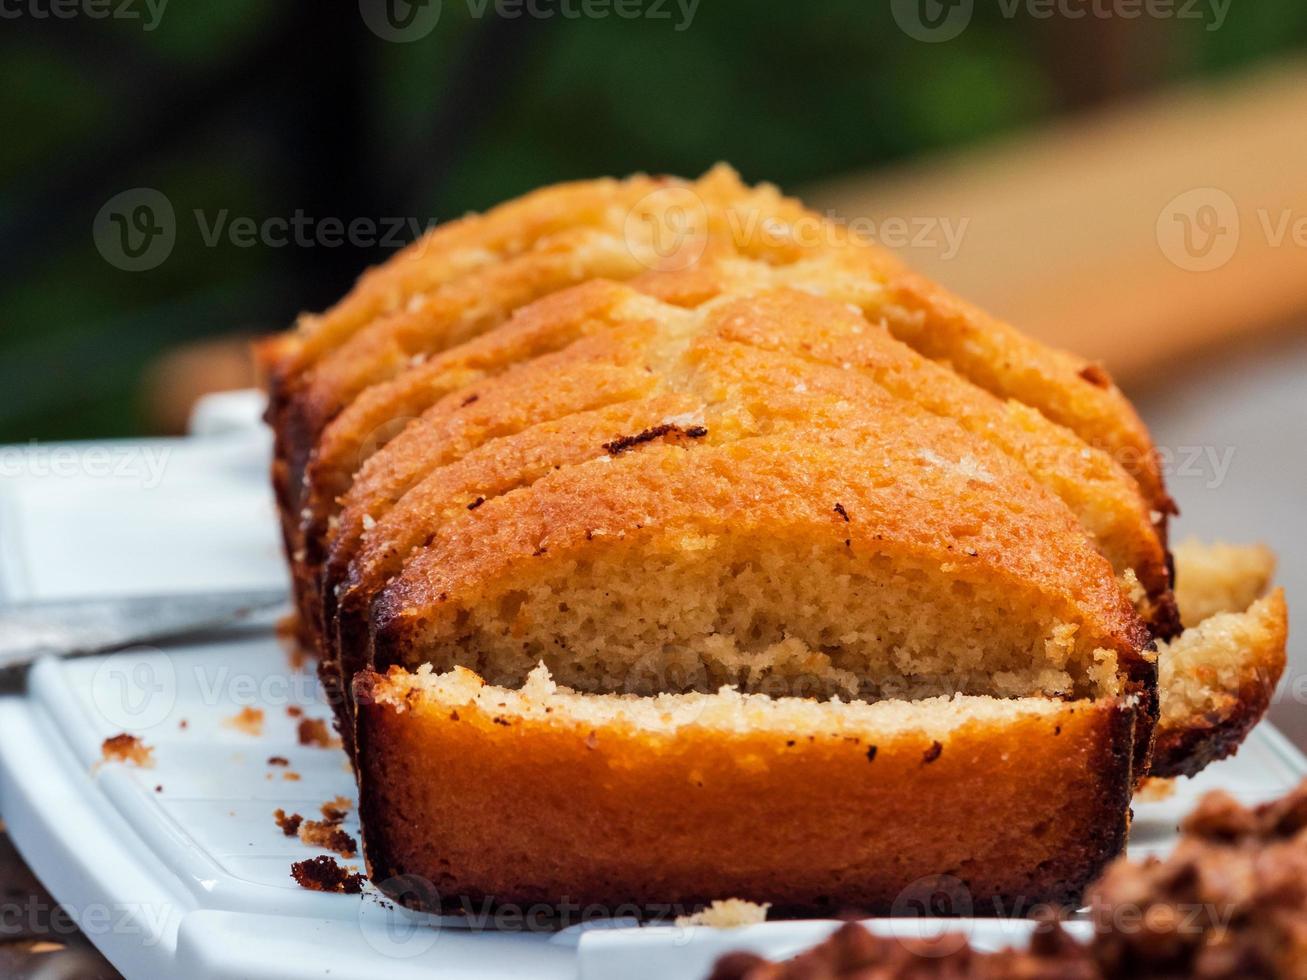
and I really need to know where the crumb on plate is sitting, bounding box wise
[676,898,770,928]
[224,706,264,736]
[298,819,358,858]
[274,808,303,837]
[290,855,365,894]
[100,733,154,768]
[321,796,352,822]
[277,613,309,671]
[1135,777,1177,802]
[297,717,339,749]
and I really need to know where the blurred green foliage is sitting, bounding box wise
[1,0,1304,441]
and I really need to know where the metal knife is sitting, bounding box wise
[0,588,288,670]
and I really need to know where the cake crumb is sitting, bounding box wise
[286,706,303,718]
[277,613,308,671]
[274,809,303,837]
[297,717,340,748]
[224,706,265,736]
[178,719,188,730]
[321,796,352,822]
[1136,777,1177,802]
[675,898,770,928]
[267,755,290,767]
[298,819,358,858]
[290,856,365,894]
[100,733,154,768]
[283,771,301,782]
[709,918,1087,978]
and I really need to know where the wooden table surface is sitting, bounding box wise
[0,824,121,979]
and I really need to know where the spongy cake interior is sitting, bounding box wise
[380,530,1126,705]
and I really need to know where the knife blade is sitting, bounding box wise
[0,588,288,670]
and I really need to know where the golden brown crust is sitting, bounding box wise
[304,279,637,528]
[327,319,665,604]
[877,272,1173,521]
[353,667,1137,915]
[285,229,652,485]
[262,174,668,589]
[272,165,790,519]
[702,288,1169,599]
[272,172,674,381]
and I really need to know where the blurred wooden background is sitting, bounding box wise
[808,58,1307,388]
